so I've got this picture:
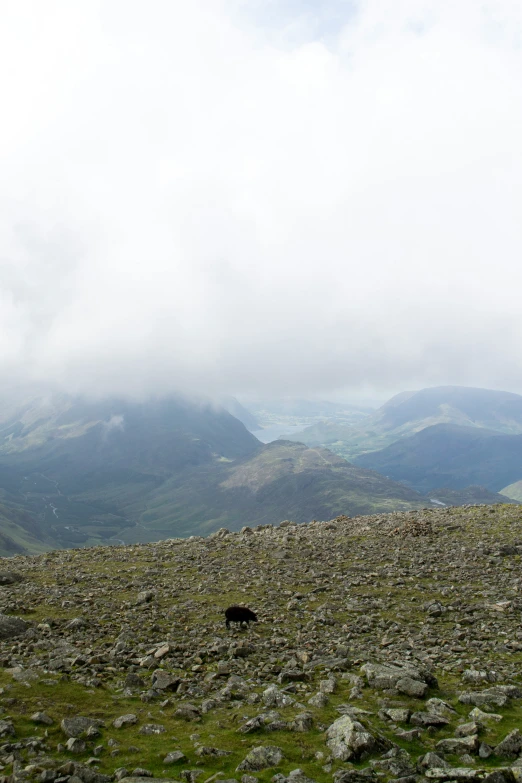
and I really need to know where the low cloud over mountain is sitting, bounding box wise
[1,1,522,399]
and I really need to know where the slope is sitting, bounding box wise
[220,396,261,431]
[426,485,520,506]
[116,440,428,541]
[501,479,522,501]
[0,393,260,548]
[355,423,522,493]
[1,505,522,783]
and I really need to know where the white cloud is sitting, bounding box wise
[104,414,125,433]
[1,0,522,399]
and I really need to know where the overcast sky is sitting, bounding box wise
[1,0,522,401]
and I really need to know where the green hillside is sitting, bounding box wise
[0,494,51,556]
[426,485,520,506]
[354,423,522,493]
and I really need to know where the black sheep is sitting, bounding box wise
[225,605,258,629]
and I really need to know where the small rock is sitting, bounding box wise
[120,779,177,783]
[436,736,479,755]
[31,711,53,725]
[263,685,295,708]
[326,714,391,761]
[136,591,154,605]
[195,747,231,758]
[383,708,410,723]
[319,677,337,694]
[0,614,29,640]
[138,724,166,735]
[478,743,493,759]
[424,768,481,780]
[163,751,187,764]
[113,714,138,729]
[0,719,15,738]
[426,698,457,717]
[291,713,314,732]
[483,772,516,783]
[151,670,181,691]
[410,712,449,728]
[396,677,428,698]
[180,772,204,783]
[495,729,522,759]
[125,673,145,689]
[174,704,201,721]
[0,572,24,585]
[455,722,481,737]
[308,692,329,708]
[237,746,285,772]
[417,752,451,771]
[61,717,104,738]
[458,690,509,708]
[469,708,503,724]
[66,617,87,630]
[66,738,87,754]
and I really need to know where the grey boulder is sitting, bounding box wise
[326,715,390,761]
[237,746,285,771]
[0,613,29,640]
[494,729,522,759]
[61,717,105,738]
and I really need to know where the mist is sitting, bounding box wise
[1,0,522,401]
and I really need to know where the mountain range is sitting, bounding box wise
[286,385,522,459]
[0,393,431,554]
[0,385,520,555]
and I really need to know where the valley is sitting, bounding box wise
[0,386,520,555]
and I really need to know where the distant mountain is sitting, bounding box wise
[220,397,261,431]
[286,386,522,460]
[0,393,260,549]
[374,386,522,433]
[501,480,522,502]
[355,423,522,493]
[246,397,374,419]
[0,393,428,551]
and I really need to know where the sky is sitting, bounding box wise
[1,0,522,402]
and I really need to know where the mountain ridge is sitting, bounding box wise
[0,394,430,551]
[354,422,522,493]
[284,385,522,461]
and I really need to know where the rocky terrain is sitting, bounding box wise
[0,505,521,783]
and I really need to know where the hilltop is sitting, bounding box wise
[0,504,522,783]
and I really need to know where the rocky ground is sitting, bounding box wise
[0,505,521,783]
